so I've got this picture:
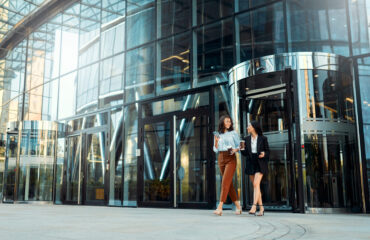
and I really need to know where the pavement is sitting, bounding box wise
[0,204,369,240]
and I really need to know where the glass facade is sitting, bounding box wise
[0,0,369,213]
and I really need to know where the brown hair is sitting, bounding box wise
[218,115,234,133]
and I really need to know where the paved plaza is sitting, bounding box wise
[0,204,369,240]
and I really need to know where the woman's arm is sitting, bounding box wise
[213,135,219,153]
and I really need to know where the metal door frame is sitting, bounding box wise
[62,126,108,205]
[240,68,303,212]
[137,106,212,208]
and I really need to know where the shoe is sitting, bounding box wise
[235,201,242,215]
[256,205,264,216]
[235,207,242,215]
[213,209,223,216]
[249,204,257,215]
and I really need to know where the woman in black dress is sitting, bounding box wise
[241,121,269,216]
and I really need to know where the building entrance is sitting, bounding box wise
[63,128,108,205]
[229,52,363,213]
[138,107,213,208]
[238,70,298,211]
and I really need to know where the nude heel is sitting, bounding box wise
[213,209,223,216]
[249,204,257,215]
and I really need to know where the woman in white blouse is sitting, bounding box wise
[213,115,242,216]
[241,120,270,216]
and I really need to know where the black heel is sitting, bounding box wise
[256,205,264,216]
[249,204,257,215]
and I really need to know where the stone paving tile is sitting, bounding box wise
[0,205,369,240]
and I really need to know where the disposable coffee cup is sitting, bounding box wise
[240,140,245,150]
[227,146,233,155]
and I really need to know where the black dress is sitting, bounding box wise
[241,135,270,175]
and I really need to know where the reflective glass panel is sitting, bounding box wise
[101,22,125,59]
[102,0,126,24]
[127,6,155,49]
[304,134,361,208]
[125,44,155,102]
[66,135,81,203]
[237,0,276,12]
[55,138,65,204]
[60,5,80,75]
[41,80,58,121]
[176,115,208,204]
[58,73,77,119]
[123,105,138,206]
[236,11,252,63]
[109,108,123,206]
[0,136,5,198]
[357,57,370,123]
[17,129,55,201]
[143,121,171,202]
[79,1,101,67]
[300,70,355,121]
[85,131,106,203]
[142,92,209,118]
[364,124,370,198]
[287,0,349,56]
[157,33,190,95]
[243,91,291,208]
[100,53,124,100]
[158,0,191,38]
[77,63,99,112]
[197,0,233,25]
[252,2,285,58]
[127,0,154,12]
[80,1,101,47]
[349,0,369,55]
[3,134,17,202]
[196,19,233,87]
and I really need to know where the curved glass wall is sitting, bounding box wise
[229,52,362,212]
[1,121,62,202]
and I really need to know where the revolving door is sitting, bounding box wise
[229,52,363,213]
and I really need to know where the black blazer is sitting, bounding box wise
[241,135,270,174]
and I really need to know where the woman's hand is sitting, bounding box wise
[258,151,265,158]
[229,149,239,155]
[214,136,220,149]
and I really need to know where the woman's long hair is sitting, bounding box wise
[250,120,263,136]
[218,115,234,133]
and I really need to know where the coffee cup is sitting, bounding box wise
[240,140,245,150]
[227,146,233,155]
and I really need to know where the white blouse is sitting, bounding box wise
[251,135,258,153]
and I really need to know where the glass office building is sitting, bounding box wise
[0,0,369,213]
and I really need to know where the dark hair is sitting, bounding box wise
[250,120,263,136]
[218,115,234,133]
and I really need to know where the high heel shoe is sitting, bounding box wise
[248,204,257,215]
[235,207,242,215]
[256,205,264,216]
[213,209,223,216]
[235,201,242,215]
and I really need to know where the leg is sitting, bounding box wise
[223,159,241,213]
[249,175,257,213]
[215,160,226,212]
[220,159,237,203]
[253,172,264,215]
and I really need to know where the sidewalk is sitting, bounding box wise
[0,204,369,240]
